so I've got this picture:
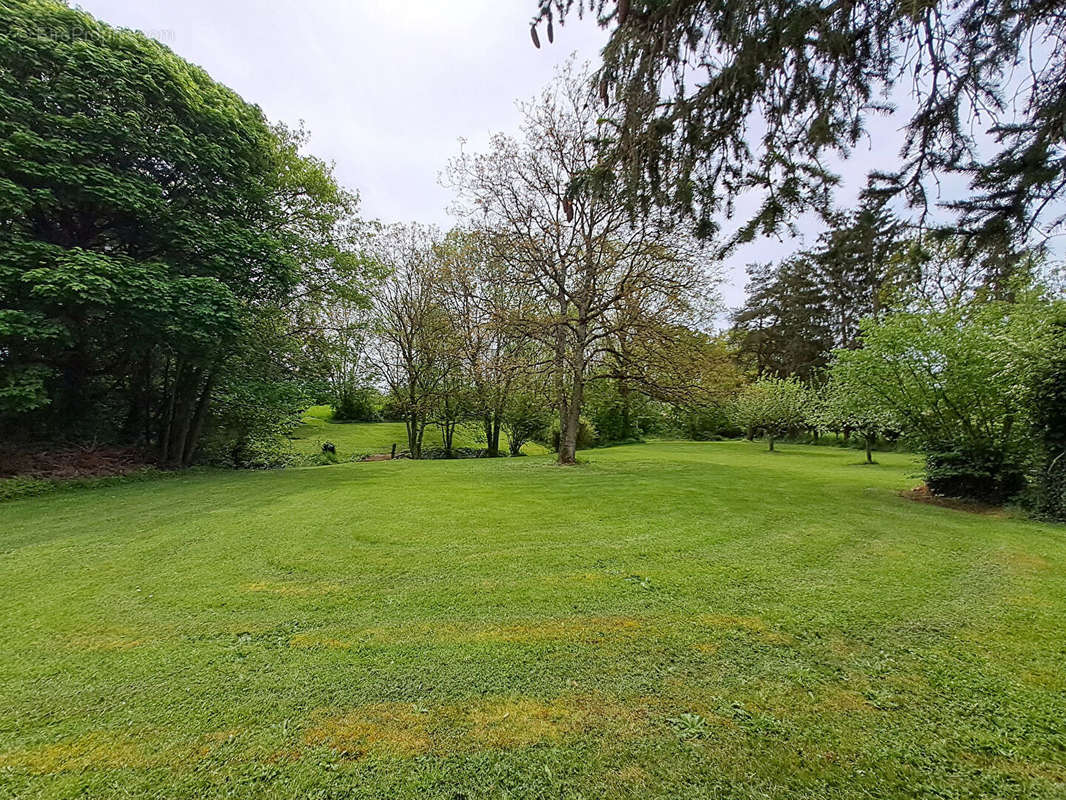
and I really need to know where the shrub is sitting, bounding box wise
[672,404,742,440]
[1030,319,1066,519]
[418,447,486,460]
[200,433,297,470]
[925,446,1027,504]
[333,387,380,422]
[829,291,1059,503]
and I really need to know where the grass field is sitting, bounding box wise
[288,405,550,459]
[1,439,1064,798]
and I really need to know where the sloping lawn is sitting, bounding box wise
[1,442,1063,798]
[288,406,549,458]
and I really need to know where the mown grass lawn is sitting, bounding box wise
[288,406,550,459]
[1,440,1063,799]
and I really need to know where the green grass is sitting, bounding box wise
[288,406,549,458]
[1,441,1064,798]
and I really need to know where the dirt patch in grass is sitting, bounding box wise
[960,752,1066,784]
[900,485,1007,516]
[610,764,651,790]
[304,694,649,758]
[816,686,876,713]
[359,615,648,646]
[698,614,767,631]
[306,703,434,757]
[996,550,1051,573]
[697,614,795,645]
[0,445,156,479]
[470,616,643,643]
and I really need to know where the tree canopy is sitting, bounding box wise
[532,0,1066,252]
[0,1,370,464]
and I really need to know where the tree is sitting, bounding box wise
[1031,318,1066,520]
[434,228,531,457]
[815,379,897,464]
[533,1,1066,252]
[447,63,718,464]
[828,291,1056,500]
[501,374,555,457]
[814,203,904,348]
[368,224,454,460]
[731,257,833,381]
[730,377,810,451]
[0,3,369,465]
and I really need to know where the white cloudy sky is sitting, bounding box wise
[72,1,971,311]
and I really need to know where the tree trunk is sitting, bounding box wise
[559,375,584,465]
[406,411,421,458]
[489,414,501,457]
[415,422,425,459]
[159,359,184,465]
[768,435,775,452]
[865,436,873,464]
[181,368,217,466]
[619,379,633,440]
[483,412,502,458]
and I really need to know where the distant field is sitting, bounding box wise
[288,405,550,458]
[1,442,1063,799]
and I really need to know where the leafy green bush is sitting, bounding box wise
[200,433,297,470]
[829,290,1060,503]
[925,446,1026,504]
[333,388,381,422]
[1030,319,1066,519]
[671,404,743,440]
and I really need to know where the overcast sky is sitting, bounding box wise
[73,1,956,312]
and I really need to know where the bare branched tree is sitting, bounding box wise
[434,228,533,457]
[448,63,720,464]
[367,224,454,459]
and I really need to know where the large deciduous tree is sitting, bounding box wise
[0,2,368,465]
[0,3,366,467]
[448,64,718,464]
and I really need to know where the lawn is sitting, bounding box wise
[287,405,550,459]
[1,441,1063,799]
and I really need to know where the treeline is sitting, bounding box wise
[0,2,375,467]
[726,222,1065,518]
[321,67,735,463]
[323,220,739,460]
